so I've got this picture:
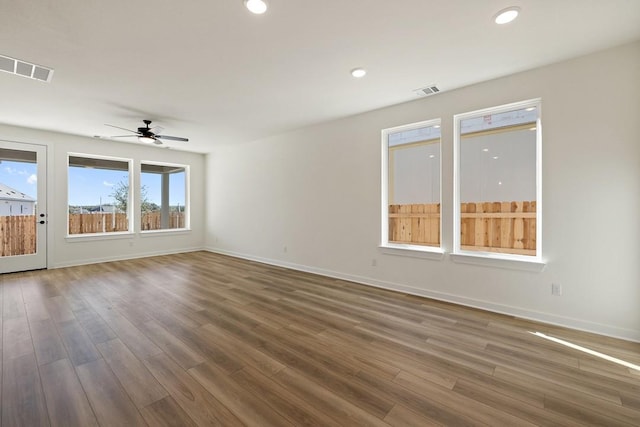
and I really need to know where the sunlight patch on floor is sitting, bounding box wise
[530,331,640,372]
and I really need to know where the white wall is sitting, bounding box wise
[0,200,35,216]
[206,41,640,341]
[0,124,206,268]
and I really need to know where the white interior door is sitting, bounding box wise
[0,141,47,273]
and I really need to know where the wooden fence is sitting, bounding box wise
[68,212,185,234]
[460,201,536,255]
[0,215,36,257]
[69,213,129,234]
[389,204,441,247]
[389,201,536,255]
[1,211,186,257]
[140,212,185,231]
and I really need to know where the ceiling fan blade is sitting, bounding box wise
[156,135,189,142]
[150,126,164,135]
[105,124,140,134]
[152,139,164,145]
[109,135,138,138]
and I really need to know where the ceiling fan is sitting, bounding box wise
[105,119,189,145]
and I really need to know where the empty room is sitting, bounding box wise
[0,1,639,426]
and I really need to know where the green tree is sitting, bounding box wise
[110,180,155,213]
[110,180,128,213]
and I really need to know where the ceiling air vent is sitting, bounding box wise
[0,54,53,83]
[414,84,440,97]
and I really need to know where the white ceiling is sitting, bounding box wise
[1,0,639,153]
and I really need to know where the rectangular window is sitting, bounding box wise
[68,155,132,235]
[382,120,441,250]
[454,99,541,259]
[140,162,188,231]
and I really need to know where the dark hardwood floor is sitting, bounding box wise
[1,251,639,426]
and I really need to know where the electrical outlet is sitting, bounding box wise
[283,246,287,253]
[551,283,562,296]
[371,258,377,267]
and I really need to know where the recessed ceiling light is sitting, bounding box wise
[351,68,366,78]
[245,0,267,14]
[429,154,435,158]
[482,148,489,152]
[493,156,499,160]
[494,7,520,24]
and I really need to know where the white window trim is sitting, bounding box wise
[67,153,134,237]
[139,160,190,233]
[381,118,442,254]
[453,98,543,265]
[65,232,134,242]
[379,245,444,260]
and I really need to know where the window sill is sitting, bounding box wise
[66,232,134,242]
[450,252,546,272]
[379,244,444,260]
[140,228,191,236]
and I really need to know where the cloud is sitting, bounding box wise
[27,174,37,185]
[4,167,29,176]
[103,181,115,187]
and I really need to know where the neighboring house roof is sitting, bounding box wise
[88,205,117,213]
[0,182,36,202]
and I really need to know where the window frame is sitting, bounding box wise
[453,98,543,263]
[139,160,190,234]
[381,118,443,255]
[66,153,134,238]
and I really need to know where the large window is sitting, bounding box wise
[140,162,188,231]
[382,120,441,250]
[454,99,541,259]
[68,155,132,235]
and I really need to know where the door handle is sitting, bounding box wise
[39,213,45,217]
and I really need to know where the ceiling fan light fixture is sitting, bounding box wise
[139,136,155,144]
[494,7,520,24]
[245,0,267,14]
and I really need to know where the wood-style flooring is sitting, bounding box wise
[1,251,639,426]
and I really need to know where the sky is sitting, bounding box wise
[0,160,37,199]
[69,167,185,206]
[0,159,185,207]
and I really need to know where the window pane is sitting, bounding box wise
[141,163,186,230]
[458,106,538,256]
[387,123,441,247]
[0,149,37,255]
[68,156,130,234]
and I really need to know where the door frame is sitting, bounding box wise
[0,140,47,273]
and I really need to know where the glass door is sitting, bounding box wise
[0,141,47,273]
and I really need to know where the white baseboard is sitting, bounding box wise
[51,246,205,269]
[205,247,640,343]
